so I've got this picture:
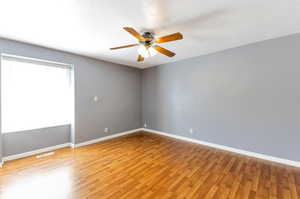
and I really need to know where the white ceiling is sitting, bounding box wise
[0,0,300,68]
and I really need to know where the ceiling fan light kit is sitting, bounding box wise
[110,27,183,62]
[138,45,157,58]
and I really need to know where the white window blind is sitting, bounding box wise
[1,55,72,133]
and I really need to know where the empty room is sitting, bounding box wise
[0,0,300,198]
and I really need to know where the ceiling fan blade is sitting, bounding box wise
[137,54,144,62]
[123,27,146,41]
[110,44,139,50]
[153,45,176,57]
[155,32,183,43]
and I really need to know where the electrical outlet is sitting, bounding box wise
[144,123,147,128]
[93,96,99,102]
[189,128,194,134]
[104,128,109,133]
[93,96,103,103]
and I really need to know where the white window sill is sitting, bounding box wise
[2,124,71,134]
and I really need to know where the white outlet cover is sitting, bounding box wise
[189,128,194,134]
[93,96,99,102]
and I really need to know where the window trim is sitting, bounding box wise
[1,53,75,134]
[1,53,72,69]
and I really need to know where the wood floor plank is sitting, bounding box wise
[0,131,300,199]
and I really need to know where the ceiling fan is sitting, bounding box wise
[110,27,183,62]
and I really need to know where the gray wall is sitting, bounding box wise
[0,38,141,158]
[2,33,300,163]
[0,56,2,160]
[142,33,300,162]
[2,125,70,156]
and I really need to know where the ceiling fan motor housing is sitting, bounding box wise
[110,27,182,62]
[141,32,155,46]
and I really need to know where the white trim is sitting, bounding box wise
[2,143,71,162]
[2,128,299,168]
[74,128,143,148]
[2,124,71,134]
[1,53,72,68]
[36,152,55,159]
[0,128,142,167]
[142,128,300,167]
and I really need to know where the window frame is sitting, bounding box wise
[0,53,75,134]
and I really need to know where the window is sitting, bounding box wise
[1,55,73,133]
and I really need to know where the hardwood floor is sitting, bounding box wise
[1,131,300,199]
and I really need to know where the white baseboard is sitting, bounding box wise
[73,128,143,148]
[2,143,71,162]
[142,128,300,168]
[0,128,143,167]
[5,128,297,168]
